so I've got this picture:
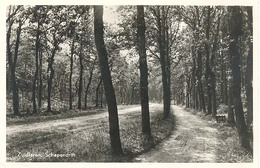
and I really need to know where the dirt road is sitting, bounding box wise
[134,105,219,163]
[6,103,161,136]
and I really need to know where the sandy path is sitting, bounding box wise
[6,104,159,136]
[134,105,219,163]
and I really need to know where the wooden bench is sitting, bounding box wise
[216,114,226,123]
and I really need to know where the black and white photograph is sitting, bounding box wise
[2,1,259,166]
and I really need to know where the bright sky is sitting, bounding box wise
[103,6,121,25]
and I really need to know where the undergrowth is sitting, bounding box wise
[184,107,253,163]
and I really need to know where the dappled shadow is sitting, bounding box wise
[134,105,220,162]
[215,124,253,162]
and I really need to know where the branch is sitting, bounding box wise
[168,22,180,48]
[6,5,22,23]
[149,6,159,19]
[147,46,160,61]
[172,55,183,70]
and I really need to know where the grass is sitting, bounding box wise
[216,125,253,162]
[6,107,176,162]
[184,106,253,163]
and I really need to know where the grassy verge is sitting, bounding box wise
[7,107,175,162]
[184,107,253,162]
[216,124,253,162]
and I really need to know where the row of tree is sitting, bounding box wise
[6,5,253,153]
[171,6,253,150]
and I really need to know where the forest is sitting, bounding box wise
[6,5,253,162]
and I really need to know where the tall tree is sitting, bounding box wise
[148,6,177,118]
[84,56,96,108]
[205,6,212,115]
[30,6,47,113]
[245,7,253,130]
[228,6,251,150]
[78,38,84,109]
[69,37,75,110]
[95,77,102,107]
[45,6,67,112]
[179,6,207,113]
[227,82,236,125]
[137,6,152,139]
[94,5,123,155]
[6,5,24,116]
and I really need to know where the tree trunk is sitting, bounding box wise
[205,6,212,115]
[38,48,43,108]
[47,37,57,112]
[221,51,228,105]
[94,5,123,155]
[196,48,206,113]
[191,58,196,109]
[227,84,235,125]
[245,7,253,129]
[210,10,221,117]
[100,82,104,108]
[10,68,20,116]
[95,78,102,107]
[32,21,40,114]
[84,62,95,109]
[211,72,217,116]
[137,5,152,138]
[157,6,171,118]
[69,39,75,110]
[7,18,22,116]
[229,6,251,150]
[186,77,190,108]
[78,40,84,109]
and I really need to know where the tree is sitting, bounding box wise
[84,56,97,108]
[137,6,152,139]
[245,7,253,130]
[6,5,25,116]
[228,6,251,150]
[29,5,48,113]
[93,5,123,155]
[69,35,75,110]
[95,77,102,107]
[78,38,84,109]
[205,6,212,115]
[147,6,181,118]
[178,6,207,113]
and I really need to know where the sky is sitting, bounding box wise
[103,6,121,25]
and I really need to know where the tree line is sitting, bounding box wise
[6,5,253,154]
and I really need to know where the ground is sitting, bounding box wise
[134,105,219,162]
[7,104,158,136]
[6,104,253,162]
